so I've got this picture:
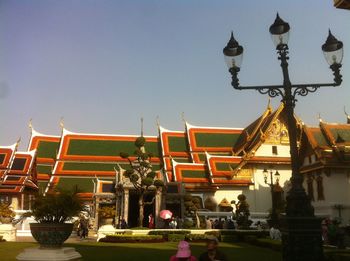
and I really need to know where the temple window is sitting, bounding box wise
[272,146,278,155]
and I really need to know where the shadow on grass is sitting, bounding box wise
[0,241,281,261]
[64,242,281,261]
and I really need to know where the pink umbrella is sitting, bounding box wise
[159,210,173,220]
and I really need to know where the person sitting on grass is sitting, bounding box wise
[199,236,228,261]
[170,241,197,261]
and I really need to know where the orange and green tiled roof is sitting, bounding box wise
[172,161,208,183]
[0,150,37,193]
[186,123,242,152]
[0,143,17,179]
[206,154,252,185]
[57,129,160,162]
[301,121,350,173]
[185,122,242,163]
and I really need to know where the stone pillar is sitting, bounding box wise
[123,189,129,223]
[94,199,99,231]
[154,191,162,228]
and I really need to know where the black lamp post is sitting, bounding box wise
[223,14,343,261]
[263,168,280,226]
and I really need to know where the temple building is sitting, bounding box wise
[1,103,349,227]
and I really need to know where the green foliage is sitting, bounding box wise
[147,171,156,179]
[123,169,134,178]
[153,179,164,187]
[120,152,129,159]
[182,220,194,228]
[99,234,163,243]
[135,137,146,148]
[130,173,140,182]
[168,234,186,242]
[27,189,85,223]
[141,177,153,187]
[120,136,163,227]
[233,193,252,229]
[148,230,191,236]
[0,202,15,218]
[185,234,208,241]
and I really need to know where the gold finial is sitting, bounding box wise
[344,106,350,124]
[141,117,144,137]
[28,118,33,130]
[267,98,272,111]
[318,113,323,123]
[156,116,160,128]
[181,112,186,124]
[60,117,64,129]
[16,137,21,147]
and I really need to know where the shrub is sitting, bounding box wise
[168,234,186,242]
[185,234,208,241]
[148,230,190,236]
[183,220,194,229]
[149,230,190,240]
[99,234,163,243]
[26,189,85,223]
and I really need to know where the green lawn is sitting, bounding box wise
[0,241,281,261]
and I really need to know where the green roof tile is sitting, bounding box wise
[37,165,53,175]
[37,141,60,159]
[330,128,350,143]
[313,131,329,147]
[181,169,207,179]
[168,136,188,152]
[66,139,160,157]
[55,177,94,193]
[194,133,240,148]
[215,162,239,172]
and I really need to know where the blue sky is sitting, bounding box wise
[0,0,349,149]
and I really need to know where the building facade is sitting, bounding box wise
[1,103,349,227]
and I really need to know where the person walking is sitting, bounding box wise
[199,236,228,261]
[170,241,197,261]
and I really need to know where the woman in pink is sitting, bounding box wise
[170,241,197,261]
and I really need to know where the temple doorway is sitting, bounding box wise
[128,192,139,228]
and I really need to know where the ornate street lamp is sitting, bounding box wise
[263,168,280,226]
[223,14,343,261]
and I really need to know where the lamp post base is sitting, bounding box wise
[281,214,324,261]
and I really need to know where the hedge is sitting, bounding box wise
[168,234,186,242]
[99,234,163,243]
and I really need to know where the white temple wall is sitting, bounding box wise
[309,170,350,225]
[254,144,290,157]
[208,165,292,216]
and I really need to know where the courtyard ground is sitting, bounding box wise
[0,241,281,261]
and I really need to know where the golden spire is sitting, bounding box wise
[16,137,21,148]
[318,113,323,123]
[267,98,272,111]
[28,118,33,130]
[181,112,186,124]
[156,116,160,129]
[60,117,64,129]
[344,106,350,124]
[141,117,144,137]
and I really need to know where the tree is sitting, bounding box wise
[184,194,202,228]
[231,194,252,229]
[119,136,164,227]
